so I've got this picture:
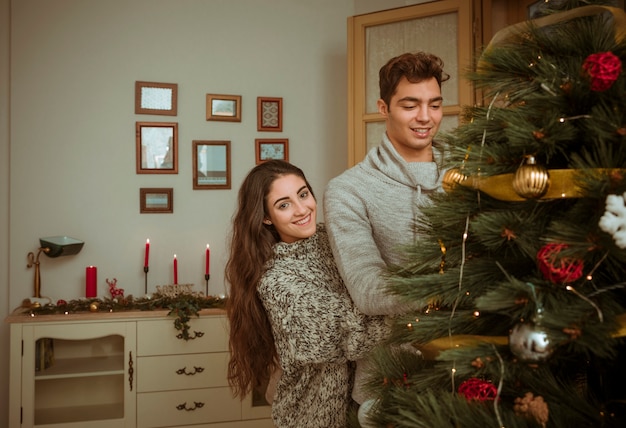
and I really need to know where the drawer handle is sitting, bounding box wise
[176,366,205,376]
[176,401,205,411]
[176,330,205,340]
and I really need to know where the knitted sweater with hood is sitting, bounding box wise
[323,133,446,402]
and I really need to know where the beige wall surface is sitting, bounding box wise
[8,0,354,306]
[1,0,417,425]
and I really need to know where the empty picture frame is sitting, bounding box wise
[206,94,242,122]
[193,140,232,190]
[255,139,289,164]
[140,188,173,213]
[135,81,178,116]
[257,97,283,132]
[136,122,178,174]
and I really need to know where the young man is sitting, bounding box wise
[323,52,450,409]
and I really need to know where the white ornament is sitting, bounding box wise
[598,192,626,249]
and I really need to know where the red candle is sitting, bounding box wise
[144,239,150,267]
[86,266,97,297]
[173,254,178,284]
[205,244,210,275]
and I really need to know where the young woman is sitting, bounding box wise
[225,160,389,428]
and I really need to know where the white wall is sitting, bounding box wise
[1,0,429,425]
[8,0,354,308]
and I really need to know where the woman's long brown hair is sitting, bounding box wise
[225,160,314,398]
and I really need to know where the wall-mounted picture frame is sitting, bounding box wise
[136,122,178,174]
[140,188,173,213]
[135,81,178,116]
[192,140,232,190]
[206,94,242,122]
[257,97,283,132]
[255,139,289,164]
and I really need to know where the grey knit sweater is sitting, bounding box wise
[323,133,445,402]
[257,224,389,428]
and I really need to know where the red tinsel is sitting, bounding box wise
[582,51,622,92]
[537,243,584,284]
[458,378,498,402]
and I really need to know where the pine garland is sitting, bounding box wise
[18,287,227,341]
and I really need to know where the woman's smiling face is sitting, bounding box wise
[264,173,317,243]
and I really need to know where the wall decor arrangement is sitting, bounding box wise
[255,138,289,164]
[140,188,173,213]
[135,81,178,116]
[136,122,178,174]
[257,97,283,132]
[206,94,242,122]
[192,140,232,190]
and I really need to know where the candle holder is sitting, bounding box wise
[144,266,149,294]
[204,274,210,296]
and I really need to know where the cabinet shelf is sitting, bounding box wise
[36,356,123,380]
[35,402,124,426]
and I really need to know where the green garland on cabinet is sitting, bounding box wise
[18,288,227,341]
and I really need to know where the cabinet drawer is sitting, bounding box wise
[137,387,241,428]
[137,352,229,392]
[137,316,228,356]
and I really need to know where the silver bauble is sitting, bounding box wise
[509,322,552,362]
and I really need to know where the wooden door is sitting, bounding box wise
[346,0,474,166]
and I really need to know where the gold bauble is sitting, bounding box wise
[512,156,549,199]
[89,302,99,312]
[442,168,467,193]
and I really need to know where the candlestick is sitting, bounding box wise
[173,254,178,285]
[86,266,97,298]
[144,266,149,294]
[205,273,210,296]
[144,239,150,268]
[205,244,210,275]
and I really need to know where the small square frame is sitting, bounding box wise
[193,140,232,190]
[135,81,178,116]
[257,97,283,132]
[255,139,289,164]
[136,122,178,174]
[140,188,173,213]
[206,94,242,122]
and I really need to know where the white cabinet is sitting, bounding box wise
[7,311,273,428]
[12,319,137,427]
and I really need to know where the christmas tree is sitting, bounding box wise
[364,1,626,427]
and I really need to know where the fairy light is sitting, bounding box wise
[558,114,591,122]
[566,286,603,322]
[584,251,609,291]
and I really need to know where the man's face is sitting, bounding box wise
[378,76,443,162]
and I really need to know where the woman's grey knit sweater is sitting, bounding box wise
[257,224,389,428]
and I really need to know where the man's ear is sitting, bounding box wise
[377,98,388,116]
